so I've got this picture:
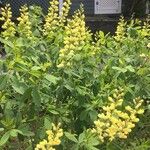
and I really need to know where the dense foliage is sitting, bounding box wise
[0,0,150,149]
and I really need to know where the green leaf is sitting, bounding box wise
[12,77,28,94]
[49,109,59,115]
[29,70,41,78]
[20,130,34,137]
[21,87,32,102]
[112,66,127,73]
[44,117,52,130]
[45,74,59,85]
[64,84,74,92]
[0,38,14,48]
[89,110,98,122]
[0,131,10,146]
[0,75,8,90]
[78,132,85,144]
[126,65,135,72]
[18,125,34,137]
[88,137,99,146]
[0,128,4,132]
[76,86,87,96]
[80,110,88,121]
[31,87,41,108]
[14,62,29,72]
[89,146,99,150]
[31,66,41,71]
[73,54,81,61]
[10,129,23,137]
[64,132,78,143]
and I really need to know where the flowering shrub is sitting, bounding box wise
[0,0,149,149]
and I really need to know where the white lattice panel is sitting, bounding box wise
[95,0,122,14]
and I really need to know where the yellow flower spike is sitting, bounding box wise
[59,0,71,23]
[17,5,33,40]
[43,0,71,37]
[43,0,59,36]
[0,4,16,40]
[92,89,144,143]
[57,7,90,68]
[35,123,63,150]
[115,16,127,42]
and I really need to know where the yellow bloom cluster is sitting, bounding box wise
[35,123,63,150]
[115,16,126,41]
[43,0,59,36]
[43,0,71,37]
[0,4,16,40]
[17,5,32,39]
[57,8,88,68]
[59,0,71,24]
[92,89,144,142]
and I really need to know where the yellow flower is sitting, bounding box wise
[57,7,90,68]
[17,5,33,39]
[0,4,16,40]
[98,113,107,120]
[35,123,63,150]
[43,0,59,36]
[110,116,118,123]
[130,116,139,123]
[118,112,129,119]
[116,99,123,106]
[118,133,127,139]
[43,0,71,37]
[59,0,71,23]
[125,106,133,112]
[127,122,135,128]
[92,89,144,143]
[137,109,144,114]
[103,106,111,112]
[108,97,114,102]
[115,16,126,42]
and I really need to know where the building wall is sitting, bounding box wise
[3,0,94,16]
[2,0,147,17]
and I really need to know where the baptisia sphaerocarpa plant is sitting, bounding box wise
[0,0,149,149]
